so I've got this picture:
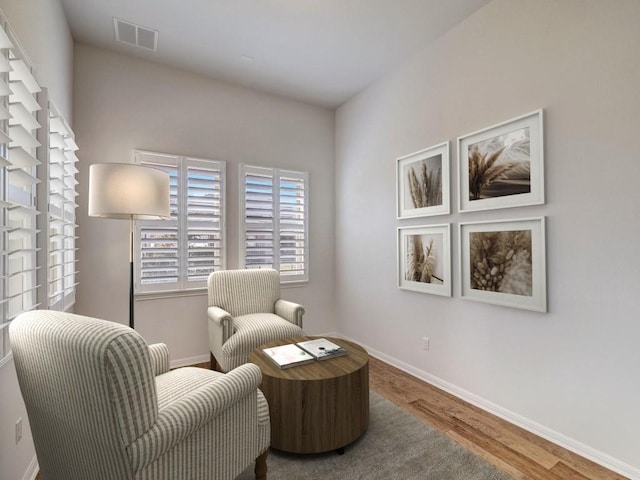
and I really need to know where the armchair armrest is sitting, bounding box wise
[148,343,170,376]
[208,306,234,343]
[275,299,305,327]
[127,363,263,471]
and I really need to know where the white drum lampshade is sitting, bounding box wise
[88,163,170,220]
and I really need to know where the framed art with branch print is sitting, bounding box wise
[459,217,546,312]
[398,224,451,297]
[397,142,450,218]
[458,110,544,213]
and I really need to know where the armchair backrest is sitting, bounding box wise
[10,310,158,480]
[207,268,280,317]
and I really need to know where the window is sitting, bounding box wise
[134,151,225,294]
[240,165,308,283]
[43,100,78,312]
[0,19,42,364]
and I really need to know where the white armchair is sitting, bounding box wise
[10,310,270,480]
[208,268,305,372]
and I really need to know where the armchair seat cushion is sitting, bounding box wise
[222,313,304,370]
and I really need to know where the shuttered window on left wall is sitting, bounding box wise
[43,99,79,312]
[0,18,42,365]
[133,151,226,294]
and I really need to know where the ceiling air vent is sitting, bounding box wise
[113,18,158,51]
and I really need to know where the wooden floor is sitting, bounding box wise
[368,356,627,480]
[36,357,626,480]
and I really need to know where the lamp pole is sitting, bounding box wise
[129,217,135,329]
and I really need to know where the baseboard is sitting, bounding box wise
[342,336,640,480]
[315,330,340,338]
[22,455,38,480]
[170,354,209,369]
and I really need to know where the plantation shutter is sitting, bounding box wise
[136,153,180,292]
[279,172,307,280]
[135,151,225,293]
[186,160,223,284]
[0,18,42,363]
[44,100,78,311]
[240,165,308,283]
[243,167,274,269]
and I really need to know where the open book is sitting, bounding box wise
[296,338,348,361]
[263,344,315,369]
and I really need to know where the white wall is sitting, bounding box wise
[335,0,640,476]
[0,1,73,479]
[73,44,336,362]
[0,0,72,121]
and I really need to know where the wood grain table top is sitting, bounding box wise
[248,336,369,381]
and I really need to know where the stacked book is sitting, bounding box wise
[297,338,348,361]
[263,338,348,369]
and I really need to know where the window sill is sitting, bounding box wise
[135,279,309,300]
[281,280,309,288]
[135,288,207,301]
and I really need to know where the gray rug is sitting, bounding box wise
[237,391,511,479]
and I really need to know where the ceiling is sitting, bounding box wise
[59,0,490,108]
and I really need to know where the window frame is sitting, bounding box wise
[134,150,226,295]
[239,164,309,285]
[0,16,43,366]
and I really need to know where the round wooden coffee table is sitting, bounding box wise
[248,336,369,454]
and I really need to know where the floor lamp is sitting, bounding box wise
[88,163,170,329]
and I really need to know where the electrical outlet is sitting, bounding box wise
[15,417,22,444]
[422,337,429,351]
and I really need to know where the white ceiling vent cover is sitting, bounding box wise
[113,18,158,51]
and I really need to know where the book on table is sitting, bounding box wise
[296,338,348,360]
[262,343,315,369]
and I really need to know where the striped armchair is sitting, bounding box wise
[208,269,305,372]
[10,311,270,480]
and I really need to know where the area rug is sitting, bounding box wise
[237,391,511,479]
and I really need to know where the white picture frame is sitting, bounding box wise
[397,142,450,218]
[459,217,547,312]
[398,224,451,297]
[458,110,544,213]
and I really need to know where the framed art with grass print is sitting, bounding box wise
[458,110,543,213]
[459,217,546,312]
[397,142,450,218]
[398,224,451,297]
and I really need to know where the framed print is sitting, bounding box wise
[398,224,451,297]
[397,142,450,218]
[458,110,544,213]
[459,217,546,312]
